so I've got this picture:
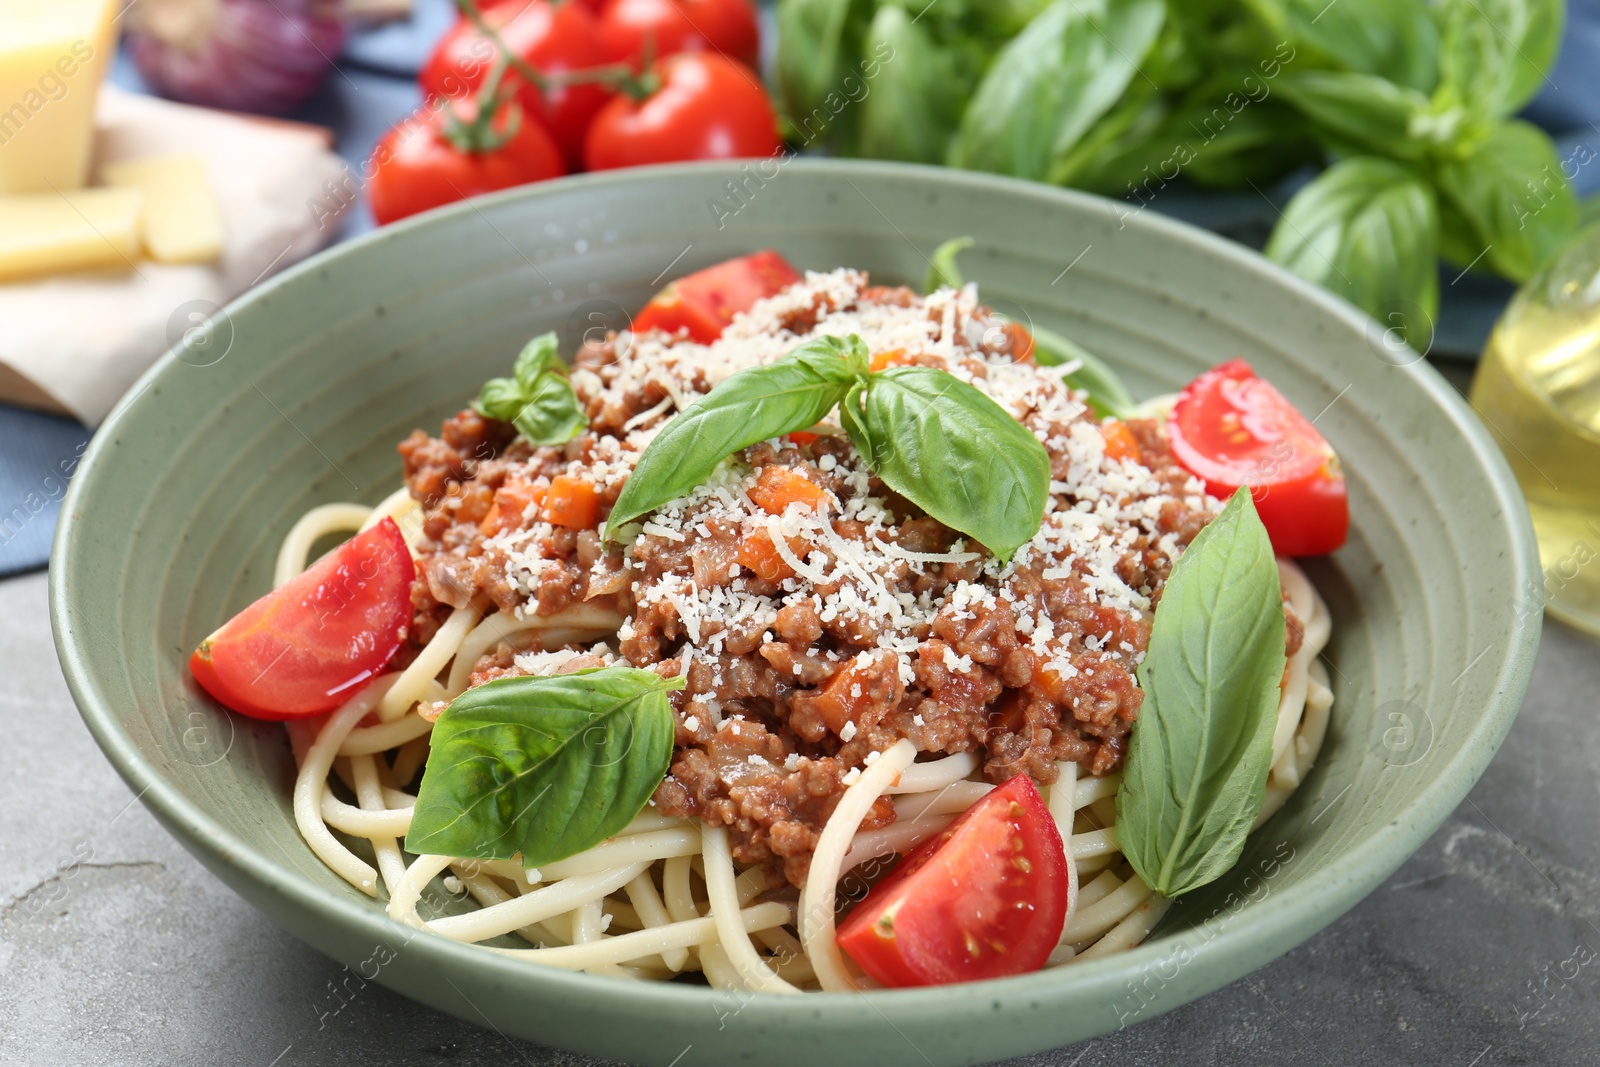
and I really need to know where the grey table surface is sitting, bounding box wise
[5,367,1600,1067]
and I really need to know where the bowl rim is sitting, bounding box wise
[50,158,1542,1025]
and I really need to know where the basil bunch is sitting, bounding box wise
[474,332,588,446]
[1116,488,1287,897]
[777,0,1575,349]
[406,668,684,867]
[605,333,1051,561]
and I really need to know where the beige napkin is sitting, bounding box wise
[0,86,351,425]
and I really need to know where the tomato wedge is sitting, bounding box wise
[632,250,800,343]
[1167,358,1349,557]
[188,518,415,720]
[836,775,1068,987]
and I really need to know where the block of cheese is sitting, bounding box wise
[103,155,225,265]
[0,187,143,282]
[0,0,120,194]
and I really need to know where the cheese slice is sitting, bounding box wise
[0,187,143,282]
[0,0,120,194]
[103,155,226,264]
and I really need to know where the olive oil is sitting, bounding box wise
[1470,249,1600,635]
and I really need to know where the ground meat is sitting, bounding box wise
[398,269,1237,887]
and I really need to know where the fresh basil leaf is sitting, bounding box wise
[1116,487,1287,897]
[1286,0,1439,93]
[1435,0,1562,119]
[1433,120,1577,284]
[513,370,590,447]
[474,376,526,422]
[1265,158,1439,353]
[925,236,974,293]
[1030,324,1136,420]
[948,0,1166,180]
[855,5,967,165]
[1276,71,1434,160]
[406,668,686,867]
[840,366,1049,560]
[604,335,865,539]
[513,331,564,393]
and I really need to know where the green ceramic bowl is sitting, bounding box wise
[51,161,1540,1066]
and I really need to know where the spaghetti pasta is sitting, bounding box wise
[253,269,1341,992]
[282,532,1332,987]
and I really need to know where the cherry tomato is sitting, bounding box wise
[367,100,565,225]
[633,249,800,342]
[1167,358,1350,557]
[420,1,611,168]
[188,519,415,720]
[599,0,762,69]
[836,775,1069,987]
[582,52,780,173]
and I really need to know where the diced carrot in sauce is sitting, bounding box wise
[786,430,821,447]
[736,530,797,582]
[869,347,913,373]
[809,655,904,736]
[479,481,546,536]
[1100,421,1142,465]
[543,476,601,529]
[1002,321,1035,363]
[748,466,828,515]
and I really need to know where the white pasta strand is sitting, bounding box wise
[893,780,991,821]
[484,902,791,970]
[885,751,978,794]
[445,605,629,696]
[379,605,480,722]
[341,707,435,756]
[841,814,954,874]
[274,503,371,587]
[702,824,799,994]
[320,792,412,838]
[1069,827,1121,860]
[388,853,453,928]
[1074,773,1121,810]
[537,829,700,881]
[799,738,918,992]
[1076,895,1173,960]
[1076,870,1123,911]
[1066,876,1154,945]
[351,754,407,896]
[293,677,396,896]
[428,864,648,943]
[1050,761,1082,938]
[625,873,689,972]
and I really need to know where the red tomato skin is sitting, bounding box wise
[188,519,415,720]
[367,102,565,226]
[633,249,800,342]
[420,2,611,168]
[600,0,762,69]
[1168,359,1350,557]
[836,775,1069,988]
[582,52,780,173]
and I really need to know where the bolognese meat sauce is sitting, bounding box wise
[398,270,1297,887]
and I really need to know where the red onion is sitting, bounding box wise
[126,0,348,116]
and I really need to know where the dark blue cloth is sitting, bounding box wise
[4,1,1599,577]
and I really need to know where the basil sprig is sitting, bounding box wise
[841,368,1049,562]
[1116,488,1287,898]
[604,333,1050,560]
[406,668,684,867]
[473,332,588,446]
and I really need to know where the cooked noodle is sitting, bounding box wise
[283,486,1333,988]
